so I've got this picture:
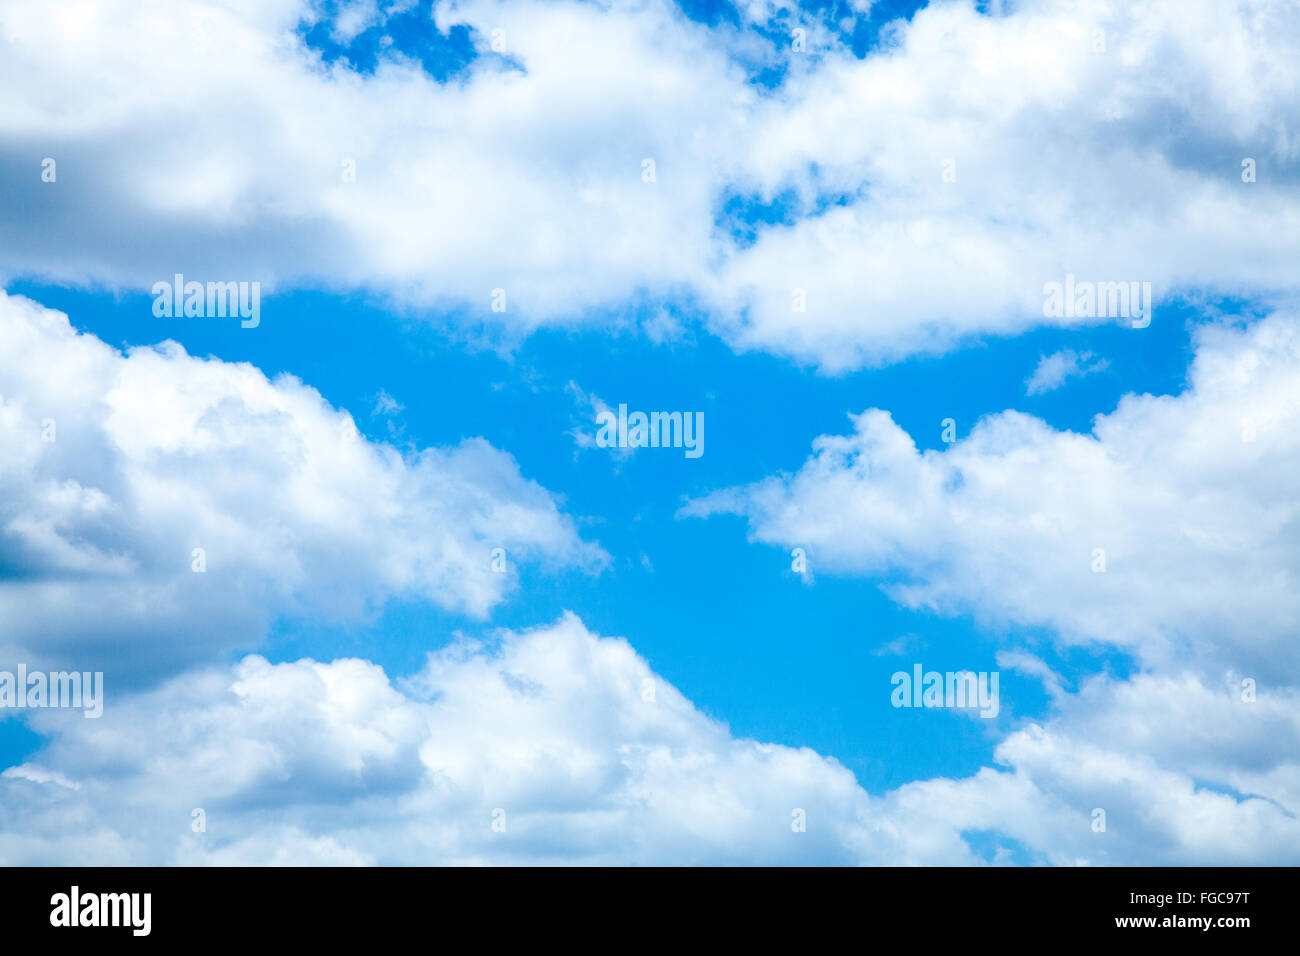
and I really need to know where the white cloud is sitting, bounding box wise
[677,309,1300,862]
[4,613,1295,864]
[331,0,383,43]
[711,0,1300,368]
[0,615,892,865]
[686,312,1300,682]
[3,0,1299,867]
[0,291,604,680]
[923,671,1300,865]
[1025,349,1108,395]
[2,0,1298,367]
[0,0,744,324]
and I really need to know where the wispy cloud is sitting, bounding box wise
[1025,349,1108,395]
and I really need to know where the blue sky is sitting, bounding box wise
[1,0,1299,865]
[3,276,1193,793]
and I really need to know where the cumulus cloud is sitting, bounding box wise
[677,309,1300,863]
[2,0,1298,366]
[0,291,604,680]
[3,613,1294,864]
[712,0,1300,367]
[3,0,1298,869]
[686,312,1300,682]
[904,671,1300,865]
[0,615,891,865]
[0,0,743,323]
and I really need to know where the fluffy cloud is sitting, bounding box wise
[4,0,1299,868]
[0,0,743,322]
[676,309,1300,862]
[0,615,890,865]
[0,291,603,680]
[710,0,1300,366]
[2,0,1298,366]
[895,671,1300,865]
[687,312,1300,681]
[4,613,1294,864]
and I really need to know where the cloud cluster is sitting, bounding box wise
[0,615,887,864]
[894,671,1300,865]
[0,291,602,680]
[713,0,1300,366]
[687,312,1300,681]
[2,0,1298,866]
[5,613,1295,864]
[2,289,1295,863]
[2,0,1298,366]
[675,309,1300,863]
